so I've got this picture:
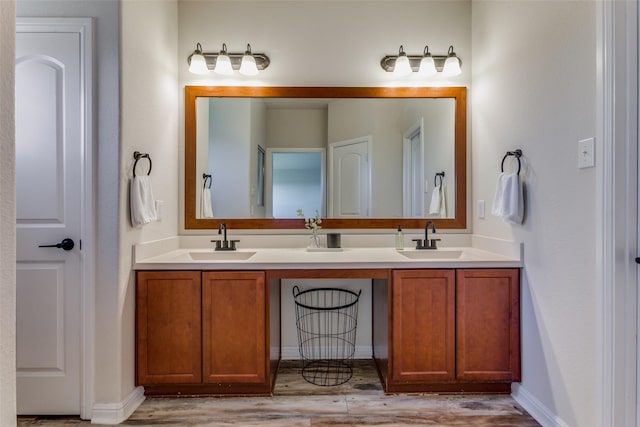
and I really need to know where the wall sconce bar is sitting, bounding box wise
[199,52,271,71]
[380,55,451,72]
[381,45,462,76]
[187,42,270,75]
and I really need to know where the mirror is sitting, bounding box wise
[185,86,466,230]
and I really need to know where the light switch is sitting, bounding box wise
[155,200,163,221]
[578,138,595,169]
[478,200,485,219]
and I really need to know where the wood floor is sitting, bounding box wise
[18,360,540,426]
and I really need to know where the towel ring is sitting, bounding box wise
[203,173,212,189]
[501,149,523,175]
[434,172,445,187]
[133,151,152,177]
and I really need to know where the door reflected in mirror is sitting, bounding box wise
[185,86,467,230]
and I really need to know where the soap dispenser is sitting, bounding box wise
[395,225,404,250]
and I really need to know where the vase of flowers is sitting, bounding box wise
[296,209,322,248]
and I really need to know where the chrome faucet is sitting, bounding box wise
[412,220,440,250]
[212,222,239,251]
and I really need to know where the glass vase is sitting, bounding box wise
[309,232,320,248]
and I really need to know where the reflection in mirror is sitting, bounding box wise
[267,150,325,219]
[185,86,467,230]
[195,97,454,219]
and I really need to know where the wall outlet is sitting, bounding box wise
[578,138,595,169]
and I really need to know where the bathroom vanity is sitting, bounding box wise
[134,243,521,396]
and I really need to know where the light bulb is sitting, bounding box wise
[393,45,412,77]
[214,43,234,75]
[188,43,209,75]
[442,46,462,76]
[418,47,437,77]
[239,44,259,76]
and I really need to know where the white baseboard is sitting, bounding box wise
[512,384,569,427]
[281,345,372,360]
[91,386,145,425]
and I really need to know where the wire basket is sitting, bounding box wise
[292,286,361,386]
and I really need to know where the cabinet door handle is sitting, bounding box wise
[39,238,75,251]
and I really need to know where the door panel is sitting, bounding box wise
[16,264,65,370]
[202,271,267,385]
[391,269,455,382]
[330,137,371,217]
[16,30,83,415]
[136,271,203,385]
[456,269,521,381]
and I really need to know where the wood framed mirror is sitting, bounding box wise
[185,86,466,230]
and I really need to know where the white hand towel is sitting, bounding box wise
[130,175,157,228]
[438,185,447,218]
[429,185,447,217]
[200,185,214,218]
[429,184,442,215]
[491,172,524,225]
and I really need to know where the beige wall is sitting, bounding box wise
[119,0,179,405]
[0,1,16,425]
[471,1,597,425]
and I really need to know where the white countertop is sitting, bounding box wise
[133,245,522,270]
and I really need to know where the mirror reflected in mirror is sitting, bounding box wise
[185,86,467,230]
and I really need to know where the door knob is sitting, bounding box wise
[39,238,75,251]
[636,257,640,264]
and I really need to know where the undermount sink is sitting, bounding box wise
[398,249,463,260]
[189,251,256,261]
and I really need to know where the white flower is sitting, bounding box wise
[297,209,322,232]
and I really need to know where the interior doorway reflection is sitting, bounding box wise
[266,149,326,218]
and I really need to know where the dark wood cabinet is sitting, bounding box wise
[390,269,455,384]
[136,271,202,385]
[381,268,520,393]
[202,271,267,385]
[456,268,520,382]
[136,267,519,396]
[136,270,272,396]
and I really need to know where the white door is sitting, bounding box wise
[402,120,425,217]
[329,137,371,217]
[16,24,88,415]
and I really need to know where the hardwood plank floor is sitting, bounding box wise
[18,360,540,426]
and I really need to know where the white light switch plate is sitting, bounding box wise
[578,138,595,169]
[478,200,485,219]
[155,200,163,221]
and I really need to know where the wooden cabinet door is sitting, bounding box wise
[391,269,455,383]
[136,271,202,385]
[456,269,521,381]
[202,271,267,385]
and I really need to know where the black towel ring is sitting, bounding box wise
[203,173,212,189]
[501,149,523,175]
[133,151,152,177]
[434,171,445,187]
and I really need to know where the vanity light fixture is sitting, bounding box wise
[213,43,233,75]
[393,45,413,77]
[239,44,259,76]
[187,43,209,75]
[380,45,462,76]
[442,46,462,76]
[418,45,437,77]
[187,42,270,75]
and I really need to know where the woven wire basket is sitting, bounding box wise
[292,286,361,386]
